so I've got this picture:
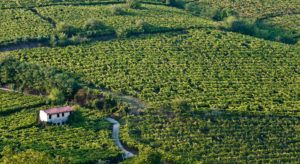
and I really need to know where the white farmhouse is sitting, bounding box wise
[39,106,74,125]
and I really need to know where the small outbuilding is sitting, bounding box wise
[39,106,74,125]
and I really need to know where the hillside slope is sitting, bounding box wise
[0,0,299,163]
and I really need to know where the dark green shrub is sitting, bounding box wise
[166,0,185,8]
[185,2,236,21]
[0,57,18,84]
[226,18,298,44]
[56,22,77,36]
[56,33,70,46]
[116,28,131,38]
[70,35,89,45]
[48,88,65,105]
[230,19,256,35]
[68,109,85,126]
[92,99,104,109]
[49,35,57,47]
[185,2,202,15]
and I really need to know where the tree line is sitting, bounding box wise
[0,57,121,111]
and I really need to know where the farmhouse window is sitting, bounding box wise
[62,113,65,117]
[49,115,52,119]
[57,113,60,117]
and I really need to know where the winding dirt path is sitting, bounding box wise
[0,87,144,159]
[106,118,135,159]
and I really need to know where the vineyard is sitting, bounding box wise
[8,29,300,113]
[0,90,45,114]
[35,4,215,34]
[0,9,53,46]
[1,2,299,48]
[0,0,123,9]
[200,0,300,18]
[0,4,216,48]
[121,108,300,163]
[1,0,300,163]
[263,14,300,34]
[0,91,121,163]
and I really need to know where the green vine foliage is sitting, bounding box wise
[121,108,300,163]
[11,29,300,113]
[0,91,122,163]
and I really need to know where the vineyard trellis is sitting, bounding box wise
[120,108,300,163]
[0,91,122,163]
[9,29,300,113]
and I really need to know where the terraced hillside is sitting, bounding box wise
[0,91,121,163]
[8,29,300,113]
[0,0,300,163]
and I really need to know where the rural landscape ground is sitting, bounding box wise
[0,0,300,163]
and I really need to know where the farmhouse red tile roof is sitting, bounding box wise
[44,106,74,115]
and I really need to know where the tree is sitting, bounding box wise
[74,88,89,106]
[48,88,65,104]
[68,109,85,126]
[0,57,18,85]
[51,73,79,97]
[56,22,77,36]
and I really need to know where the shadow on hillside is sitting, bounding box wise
[0,103,46,116]
[227,19,299,44]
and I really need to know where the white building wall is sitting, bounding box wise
[39,110,49,122]
[48,112,71,124]
[39,111,71,124]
